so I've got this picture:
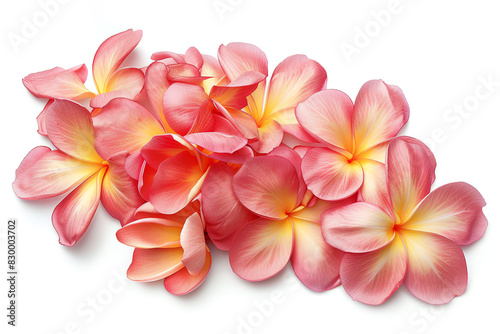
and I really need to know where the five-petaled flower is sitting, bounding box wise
[13,99,144,246]
[321,137,487,305]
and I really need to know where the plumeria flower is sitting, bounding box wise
[295,80,409,206]
[161,60,265,139]
[217,43,327,153]
[224,147,353,291]
[13,100,144,246]
[153,44,266,141]
[321,137,487,305]
[117,201,211,295]
[23,29,144,135]
[92,95,249,215]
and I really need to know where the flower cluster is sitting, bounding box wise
[14,29,488,304]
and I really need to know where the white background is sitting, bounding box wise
[1,0,499,333]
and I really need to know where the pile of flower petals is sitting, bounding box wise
[13,29,488,304]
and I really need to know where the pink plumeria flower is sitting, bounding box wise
[225,147,353,291]
[161,64,265,139]
[217,43,327,153]
[23,29,144,134]
[321,137,487,305]
[117,201,211,295]
[295,80,409,204]
[13,100,144,246]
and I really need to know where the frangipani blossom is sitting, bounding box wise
[227,147,354,291]
[321,137,487,305]
[217,43,327,153]
[161,63,265,138]
[23,29,144,135]
[152,44,266,140]
[13,100,144,246]
[296,80,409,204]
[117,201,211,295]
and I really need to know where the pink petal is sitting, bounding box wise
[217,43,268,81]
[230,218,293,281]
[151,51,185,63]
[127,247,184,282]
[180,213,207,275]
[134,201,164,219]
[232,156,299,219]
[90,68,145,108]
[134,201,199,222]
[92,29,142,93]
[141,134,193,170]
[124,152,144,180]
[144,62,172,130]
[116,218,182,248]
[387,137,437,222]
[184,47,203,68]
[352,80,409,154]
[357,159,394,219]
[184,132,247,154]
[201,163,257,251]
[201,146,254,165]
[403,182,487,246]
[280,126,323,149]
[214,102,259,140]
[36,100,53,136]
[290,197,356,222]
[209,71,266,109]
[163,83,210,135]
[93,98,164,160]
[321,202,395,253]
[167,63,206,84]
[355,139,390,164]
[149,151,208,214]
[301,147,363,201]
[268,146,307,205]
[295,89,354,153]
[186,100,216,134]
[291,217,344,292]
[53,168,105,246]
[200,54,225,93]
[138,161,155,201]
[22,65,94,100]
[400,230,467,304]
[164,250,211,295]
[101,153,145,226]
[263,55,327,119]
[13,147,102,200]
[248,119,284,154]
[44,99,102,163]
[340,234,407,305]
